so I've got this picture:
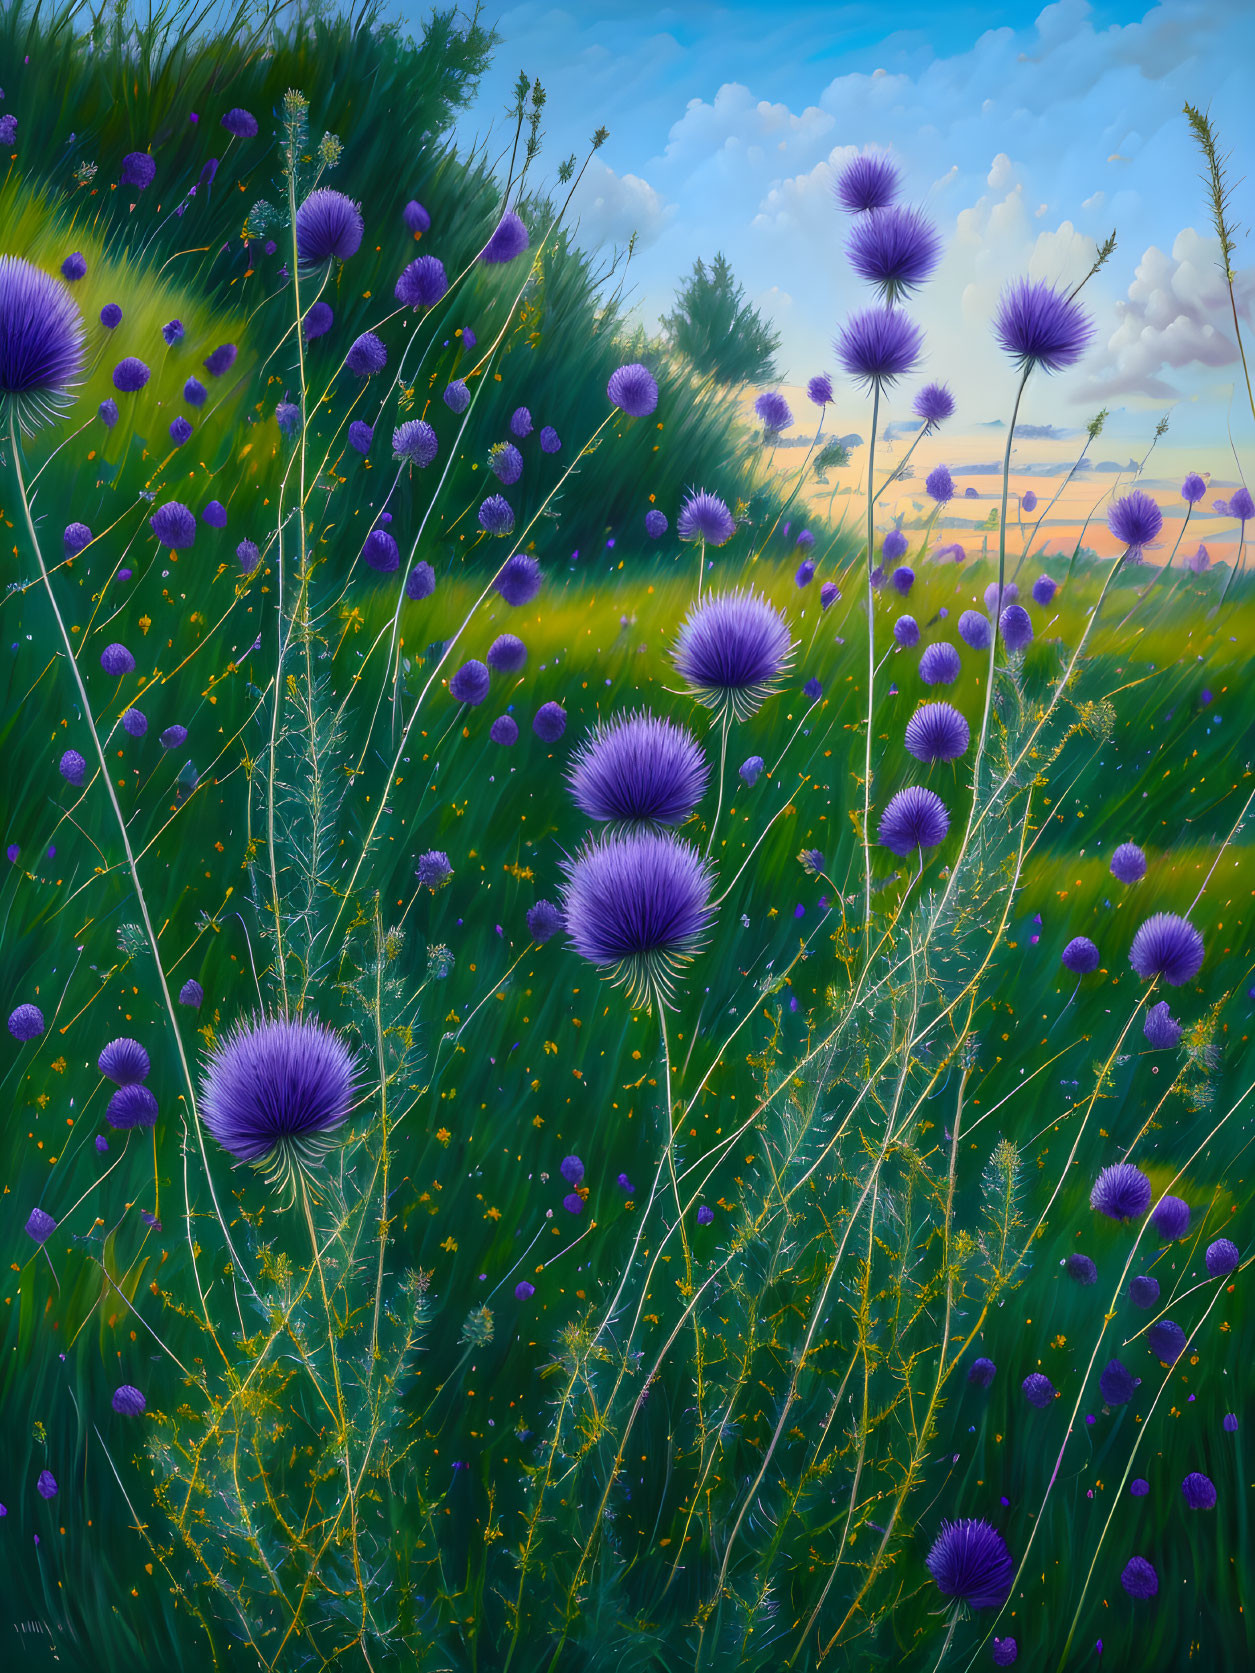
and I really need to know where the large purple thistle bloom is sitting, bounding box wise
[607,362,659,418]
[200,1014,360,1183]
[835,306,923,389]
[878,786,950,855]
[393,419,438,466]
[833,151,900,214]
[904,702,970,763]
[1129,913,1204,986]
[993,278,1093,373]
[918,641,961,685]
[677,489,737,547]
[1108,490,1163,558]
[846,206,941,303]
[1062,936,1099,975]
[150,501,197,549]
[560,830,714,1007]
[673,588,793,721]
[479,210,529,264]
[0,256,87,433]
[295,189,364,264]
[569,711,709,828]
[1091,1163,1151,1221]
[395,255,449,309]
[924,1519,1014,1610]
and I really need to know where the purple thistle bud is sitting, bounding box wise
[697,1204,714,1225]
[495,553,541,605]
[968,1357,996,1387]
[178,978,203,1007]
[491,442,523,485]
[0,114,16,147]
[918,641,961,685]
[403,200,431,233]
[560,830,714,1005]
[1148,1318,1187,1361]
[1065,1252,1097,1286]
[1225,1414,1239,1432]
[608,362,659,418]
[993,277,1093,373]
[754,390,793,433]
[490,714,519,746]
[1091,1164,1152,1221]
[1143,1000,1181,1050]
[539,425,561,453]
[835,306,923,389]
[1205,1238,1239,1277]
[882,529,908,564]
[112,1385,146,1416]
[183,376,207,406]
[892,564,914,596]
[1100,1358,1136,1405]
[303,301,334,341]
[569,710,709,828]
[1109,843,1146,884]
[739,755,764,787]
[1129,913,1204,986]
[560,1154,585,1185]
[275,401,301,437]
[120,152,156,189]
[201,1013,359,1171]
[846,205,941,303]
[820,581,840,609]
[1062,936,1099,975]
[450,660,490,705]
[361,529,399,572]
[346,331,386,377]
[36,1469,58,1499]
[913,381,954,427]
[162,319,185,345]
[406,561,436,601]
[645,508,668,538]
[1181,472,1207,503]
[1128,1274,1159,1308]
[150,501,196,549]
[222,108,258,138]
[992,1639,1018,1667]
[796,559,816,588]
[1231,485,1255,522]
[803,676,823,701]
[8,1003,45,1041]
[160,726,189,752]
[113,356,150,393]
[1020,490,1038,512]
[237,540,260,574]
[1022,1372,1055,1408]
[833,151,900,215]
[122,708,147,737]
[295,188,364,264]
[479,209,529,263]
[1152,1194,1190,1241]
[562,1192,583,1214]
[515,1280,535,1299]
[984,581,1018,614]
[1108,490,1162,558]
[1032,573,1058,605]
[98,1038,150,1084]
[202,500,227,529]
[673,588,792,721]
[100,641,135,675]
[25,1206,56,1242]
[528,900,563,943]
[1000,604,1033,652]
[510,407,532,437]
[63,522,92,556]
[678,489,737,547]
[904,701,969,763]
[416,851,452,890]
[98,397,118,427]
[1181,1472,1217,1509]
[795,528,815,551]
[443,378,471,413]
[925,464,954,503]
[878,786,949,855]
[348,420,373,454]
[61,252,87,281]
[894,615,919,648]
[99,303,123,330]
[534,702,567,742]
[107,1084,158,1128]
[478,494,514,536]
[958,609,991,650]
[807,373,833,406]
[203,343,237,377]
[60,748,87,785]
[393,419,438,466]
[169,416,193,446]
[395,254,449,309]
[924,1518,1014,1610]
[1120,1557,1158,1599]
[462,328,477,348]
[488,633,527,673]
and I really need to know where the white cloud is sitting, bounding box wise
[568,160,674,249]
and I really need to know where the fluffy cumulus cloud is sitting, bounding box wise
[568,160,674,249]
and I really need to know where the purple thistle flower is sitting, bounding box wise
[892,564,914,597]
[60,252,87,282]
[202,500,227,529]
[678,489,737,547]
[559,1154,585,1186]
[169,416,193,446]
[1121,1557,1158,1600]
[846,205,941,303]
[416,851,452,890]
[479,210,529,263]
[905,702,969,763]
[795,528,815,552]
[1181,472,1207,504]
[833,151,900,214]
[1232,486,1255,522]
[275,401,301,438]
[739,755,764,787]
[1143,1000,1181,1049]
[540,425,561,452]
[696,1204,714,1225]
[106,1084,158,1128]
[835,307,923,389]
[183,376,207,407]
[443,378,471,414]
[918,641,961,685]
[201,1014,360,1179]
[534,702,567,742]
[560,830,714,1006]
[1091,1164,1152,1221]
[1032,574,1058,605]
[222,108,258,138]
[515,1280,535,1299]
[807,373,833,406]
[820,581,840,609]
[491,442,523,485]
[0,114,15,147]
[925,464,954,503]
[1186,542,1210,573]
[394,419,438,466]
[99,303,123,330]
[1066,1252,1097,1286]
[1100,1358,1136,1405]
[490,714,519,746]
[406,561,436,601]
[98,397,118,427]
[25,1206,56,1242]
[1203,1236,1239,1278]
[992,1639,1018,1667]
[100,642,135,676]
[968,1357,997,1388]
[1108,490,1162,557]
[449,659,490,705]
[528,900,563,943]
[562,1191,583,1215]
[1000,604,1033,652]
[112,356,150,393]
[60,748,87,785]
[478,494,514,536]
[1224,1414,1239,1432]
[754,390,793,433]
[924,1518,1014,1610]
[122,708,147,737]
[395,254,449,310]
[913,381,954,427]
[178,978,203,1007]
[796,558,816,588]
[878,786,949,855]
[1182,1472,1217,1509]
[1129,913,1204,986]
[569,711,709,828]
[1147,1318,1186,1362]
[984,581,1018,613]
[348,420,373,454]
[63,522,92,556]
[958,610,991,650]
[203,343,237,377]
[237,540,260,574]
[488,633,527,673]
[510,407,532,437]
[803,676,823,701]
[151,502,196,549]
[112,1385,146,1416]
[1062,936,1099,975]
[120,152,156,189]
[346,332,386,377]
[673,588,793,721]
[993,277,1093,373]
[1110,843,1147,884]
[1152,1194,1190,1241]
[645,508,668,538]
[163,318,185,345]
[36,1469,58,1499]
[1021,490,1038,512]
[303,301,334,341]
[403,200,431,233]
[361,529,399,572]
[98,1038,150,1084]
[295,188,363,263]
[608,362,659,418]
[1022,1372,1055,1409]
[894,615,920,648]
[495,553,542,605]
[8,1003,45,1041]
[1128,1274,1160,1308]
[882,530,908,565]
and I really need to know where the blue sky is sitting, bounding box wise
[437,0,1254,451]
